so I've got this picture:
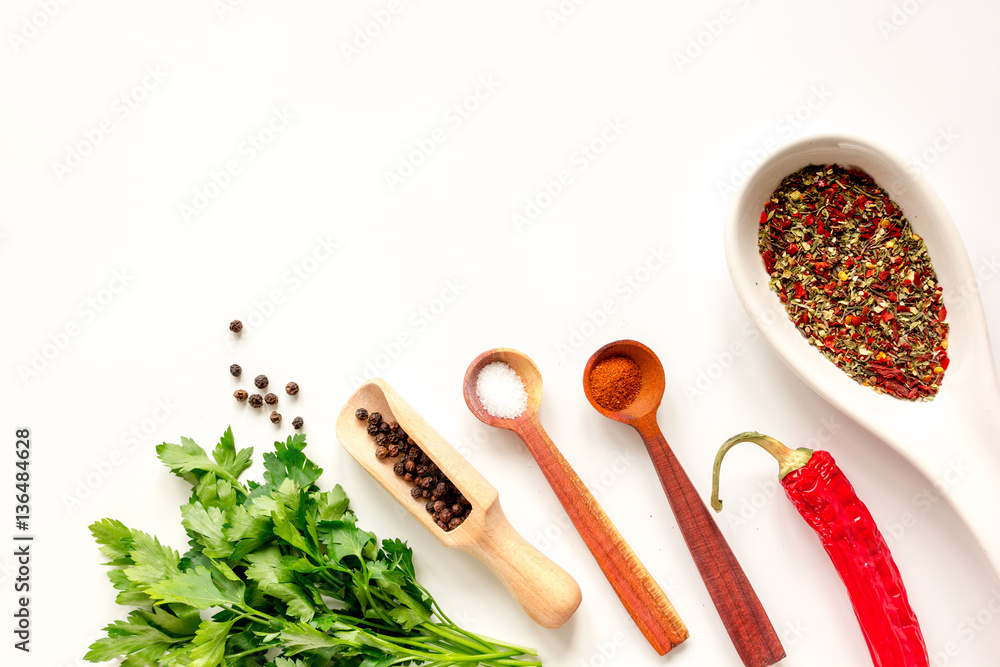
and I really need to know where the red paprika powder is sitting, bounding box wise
[588,356,642,410]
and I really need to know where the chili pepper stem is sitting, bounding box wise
[711,431,814,512]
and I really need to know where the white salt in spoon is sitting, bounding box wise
[725,133,1000,578]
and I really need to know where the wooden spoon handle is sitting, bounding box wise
[515,416,688,654]
[637,423,784,667]
[458,502,582,629]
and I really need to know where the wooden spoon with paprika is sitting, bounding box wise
[583,339,785,667]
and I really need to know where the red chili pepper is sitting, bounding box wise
[711,432,929,667]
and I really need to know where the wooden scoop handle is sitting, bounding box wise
[514,415,688,654]
[457,502,582,629]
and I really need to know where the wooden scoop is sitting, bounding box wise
[335,378,582,629]
[584,340,785,667]
[463,348,688,655]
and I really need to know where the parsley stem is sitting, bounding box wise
[448,630,539,657]
[235,603,277,626]
[225,644,278,660]
[420,622,495,654]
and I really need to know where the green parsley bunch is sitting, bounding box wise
[86,428,541,667]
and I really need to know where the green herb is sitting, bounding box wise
[758,164,949,400]
[87,427,542,667]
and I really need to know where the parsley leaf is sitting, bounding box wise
[272,658,309,667]
[212,426,253,479]
[262,433,321,489]
[147,565,245,609]
[190,618,236,667]
[244,546,316,622]
[134,604,202,637]
[90,518,134,565]
[122,530,183,590]
[311,485,350,522]
[85,612,181,663]
[320,520,377,566]
[157,437,244,492]
[181,502,232,558]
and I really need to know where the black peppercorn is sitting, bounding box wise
[229,319,243,333]
[358,411,473,533]
[285,382,299,395]
[254,374,268,389]
[292,416,303,430]
[269,411,281,424]
[248,394,263,408]
[264,393,278,405]
[234,389,249,402]
[230,364,242,377]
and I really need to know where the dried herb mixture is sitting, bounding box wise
[758,164,949,400]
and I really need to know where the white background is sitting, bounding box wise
[3,1,1000,666]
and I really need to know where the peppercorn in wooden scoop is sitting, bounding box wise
[335,378,582,629]
[583,340,784,667]
[463,348,689,655]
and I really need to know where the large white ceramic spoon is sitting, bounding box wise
[724,133,1000,578]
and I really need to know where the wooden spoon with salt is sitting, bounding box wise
[583,339,785,667]
[463,348,689,655]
